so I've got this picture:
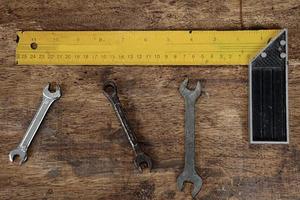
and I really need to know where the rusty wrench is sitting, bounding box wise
[177,79,203,198]
[103,81,152,172]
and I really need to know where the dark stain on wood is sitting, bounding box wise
[47,168,61,178]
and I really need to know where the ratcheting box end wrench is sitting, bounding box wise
[103,81,152,172]
[177,78,203,198]
[9,83,61,165]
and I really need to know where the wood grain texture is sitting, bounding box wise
[0,0,299,199]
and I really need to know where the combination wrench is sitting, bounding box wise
[177,79,203,198]
[103,81,152,172]
[9,84,61,165]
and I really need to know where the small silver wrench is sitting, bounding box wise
[177,79,203,198]
[9,84,61,165]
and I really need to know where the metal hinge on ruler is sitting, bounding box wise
[249,29,288,144]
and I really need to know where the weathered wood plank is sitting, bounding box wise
[0,0,299,200]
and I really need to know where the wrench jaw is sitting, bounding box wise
[9,147,27,165]
[191,174,203,198]
[134,152,153,172]
[179,79,201,101]
[177,171,186,191]
[103,81,118,102]
[177,170,203,198]
[43,83,61,100]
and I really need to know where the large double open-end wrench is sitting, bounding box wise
[103,81,152,172]
[177,79,203,198]
[9,84,61,165]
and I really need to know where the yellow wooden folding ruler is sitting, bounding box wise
[16,30,280,65]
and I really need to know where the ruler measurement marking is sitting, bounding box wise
[166,42,267,45]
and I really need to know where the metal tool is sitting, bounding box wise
[103,81,152,172]
[249,29,289,144]
[9,84,61,165]
[177,79,202,198]
[16,30,280,65]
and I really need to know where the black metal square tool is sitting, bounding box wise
[249,29,288,144]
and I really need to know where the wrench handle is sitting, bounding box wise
[112,95,139,148]
[184,98,196,171]
[19,97,55,149]
[103,82,140,153]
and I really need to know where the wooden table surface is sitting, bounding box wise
[0,0,299,199]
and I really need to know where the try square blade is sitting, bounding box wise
[249,29,288,144]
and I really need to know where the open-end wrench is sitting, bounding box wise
[103,81,152,172]
[177,79,203,198]
[9,84,61,165]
